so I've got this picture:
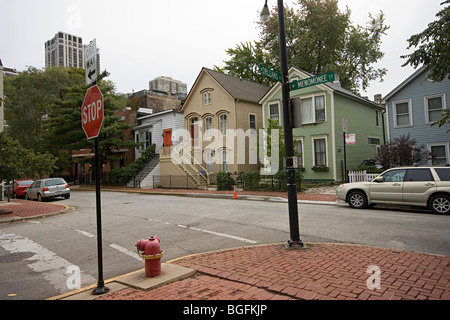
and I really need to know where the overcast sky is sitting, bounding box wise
[0,0,445,100]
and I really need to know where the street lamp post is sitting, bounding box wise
[261,0,303,248]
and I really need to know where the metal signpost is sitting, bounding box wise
[82,43,109,295]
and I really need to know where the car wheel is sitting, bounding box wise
[348,191,368,209]
[38,194,43,202]
[25,193,30,200]
[430,194,450,215]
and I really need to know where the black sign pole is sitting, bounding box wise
[90,80,109,295]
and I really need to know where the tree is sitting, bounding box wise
[0,132,56,182]
[375,135,430,169]
[3,66,85,152]
[402,0,450,82]
[43,71,137,170]
[216,0,389,93]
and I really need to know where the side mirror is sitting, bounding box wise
[373,176,384,183]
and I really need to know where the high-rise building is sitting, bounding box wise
[45,32,100,71]
[45,32,85,68]
[149,76,187,97]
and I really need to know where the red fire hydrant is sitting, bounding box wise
[136,236,164,277]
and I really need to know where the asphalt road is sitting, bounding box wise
[1,190,449,300]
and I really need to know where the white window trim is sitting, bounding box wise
[249,113,257,135]
[393,99,413,128]
[427,142,450,166]
[204,116,213,138]
[367,136,381,146]
[295,137,304,168]
[312,135,328,167]
[299,93,327,125]
[268,101,281,122]
[424,93,446,124]
[219,114,228,136]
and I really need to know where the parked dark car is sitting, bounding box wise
[25,178,70,202]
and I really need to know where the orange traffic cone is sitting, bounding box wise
[233,185,237,199]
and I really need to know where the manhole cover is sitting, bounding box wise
[0,252,35,263]
[0,209,13,215]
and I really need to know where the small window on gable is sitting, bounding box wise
[203,91,212,105]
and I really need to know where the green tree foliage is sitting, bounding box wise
[402,0,450,82]
[215,0,389,93]
[4,67,137,173]
[0,132,56,182]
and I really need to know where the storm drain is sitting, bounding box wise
[0,252,35,263]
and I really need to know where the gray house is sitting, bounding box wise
[382,66,450,165]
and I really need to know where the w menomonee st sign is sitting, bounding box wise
[290,72,335,91]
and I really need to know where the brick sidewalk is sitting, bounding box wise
[0,199,67,218]
[96,243,450,300]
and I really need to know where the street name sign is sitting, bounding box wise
[291,72,335,91]
[82,85,104,139]
[85,39,98,86]
[259,64,283,83]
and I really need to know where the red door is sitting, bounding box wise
[163,129,172,147]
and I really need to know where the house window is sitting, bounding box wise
[204,150,214,173]
[269,103,279,121]
[219,114,228,136]
[205,117,213,138]
[368,137,381,145]
[249,114,256,134]
[203,91,212,105]
[315,96,325,122]
[429,144,448,166]
[313,137,327,167]
[393,100,412,127]
[300,95,326,124]
[425,94,445,123]
[222,150,229,172]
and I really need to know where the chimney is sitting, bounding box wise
[333,73,340,87]
[374,94,382,105]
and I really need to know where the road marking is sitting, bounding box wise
[177,225,257,244]
[109,243,141,261]
[0,231,96,294]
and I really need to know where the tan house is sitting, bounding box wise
[159,68,270,188]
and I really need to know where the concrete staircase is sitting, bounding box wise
[171,141,209,189]
[127,154,160,188]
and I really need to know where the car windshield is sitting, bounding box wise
[18,180,34,186]
[45,179,66,186]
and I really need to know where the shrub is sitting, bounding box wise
[243,172,260,190]
[110,144,156,184]
[216,171,234,191]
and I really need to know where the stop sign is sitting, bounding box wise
[82,85,104,139]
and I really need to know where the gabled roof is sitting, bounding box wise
[382,66,428,103]
[203,68,270,102]
[182,68,270,111]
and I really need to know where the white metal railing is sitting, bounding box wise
[348,171,379,183]
[169,140,209,185]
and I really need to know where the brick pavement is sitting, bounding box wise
[0,199,68,219]
[96,243,450,301]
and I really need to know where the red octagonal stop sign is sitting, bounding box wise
[82,85,104,139]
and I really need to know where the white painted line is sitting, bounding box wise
[0,232,96,293]
[109,243,141,261]
[177,225,257,244]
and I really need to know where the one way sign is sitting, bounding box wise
[85,39,98,86]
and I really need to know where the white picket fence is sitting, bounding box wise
[348,171,379,183]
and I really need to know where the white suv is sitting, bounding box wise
[336,167,450,214]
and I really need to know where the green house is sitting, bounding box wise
[259,67,385,183]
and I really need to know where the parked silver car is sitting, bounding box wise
[336,167,450,214]
[25,178,70,202]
